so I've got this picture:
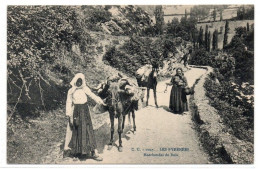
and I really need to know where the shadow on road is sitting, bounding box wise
[159,105,172,112]
[59,121,132,155]
[94,122,132,154]
[159,105,188,116]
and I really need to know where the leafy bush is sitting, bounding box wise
[7,6,93,118]
[103,46,141,76]
[204,77,253,143]
[233,51,254,83]
[112,39,120,45]
[225,25,254,83]
[96,45,104,54]
[166,17,197,41]
[190,48,236,80]
[81,6,112,31]
[189,48,211,66]
[176,30,190,41]
[103,36,179,75]
[237,5,254,20]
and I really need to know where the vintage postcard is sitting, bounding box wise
[6,4,254,165]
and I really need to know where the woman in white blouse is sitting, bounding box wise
[64,73,105,161]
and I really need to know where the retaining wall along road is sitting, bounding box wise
[189,65,253,164]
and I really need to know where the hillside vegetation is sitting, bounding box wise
[7,5,152,118]
[103,35,189,76]
[190,20,254,147]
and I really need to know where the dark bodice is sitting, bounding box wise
[170,75,188,88]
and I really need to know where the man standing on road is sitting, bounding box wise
[180,49,192,70]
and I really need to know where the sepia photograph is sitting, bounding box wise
[5,3,255,165]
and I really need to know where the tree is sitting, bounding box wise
[242,6,246,20]
[104,5,112,11]
[198,26,204,48]
[245,25,254,50]
[166,16,196,41]
[247,22,250,31]
[185,9,188,20]
[207,31,211,52]
[166,18,179,36]
[223,20,229,49]
[237,6,249,20]
[172,17,179,25]
[220,10,223,21]
[212,8,217,22]
[212,29,218,50]
[215,29,218,50]
[235,26,247,37]
[247,6,254,20]
[205,25,208,50]
[192,30,196,49]
[237,8,241,20]
[154,5,164,35]
[180,16,187,25]
[190,5,210,22]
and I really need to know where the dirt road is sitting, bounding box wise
[59,67,210,164]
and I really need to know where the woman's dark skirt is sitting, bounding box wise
[169,84,188,114]
[69,103,97,156]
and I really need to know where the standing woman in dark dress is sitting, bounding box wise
[165,68,188,114]
[65,73,105,161]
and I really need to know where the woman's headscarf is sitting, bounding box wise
[66,73,86,117]
[70,73,87,88]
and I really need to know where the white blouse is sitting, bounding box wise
[65,86,101,117]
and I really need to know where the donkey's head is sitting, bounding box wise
[108,82,120,110]
[151,67,159,78]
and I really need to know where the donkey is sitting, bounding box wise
[95,76,142,152]
[106,80,139,152]
[136,66,159,108]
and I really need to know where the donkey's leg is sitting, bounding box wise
[146,88,150,106]
[153,86,158,108]
[141,86,145,102]
[118,113,123,152]
[132,110,136,132]
[107,111,115,150]
[122,115,126,131]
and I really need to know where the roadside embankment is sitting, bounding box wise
[189,65,253,164]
